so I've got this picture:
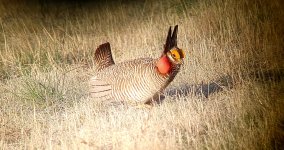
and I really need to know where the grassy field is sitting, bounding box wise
[0,0,284,149]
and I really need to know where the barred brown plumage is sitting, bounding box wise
[89,25,185,104]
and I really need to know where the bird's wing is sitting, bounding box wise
[94,42,115,71]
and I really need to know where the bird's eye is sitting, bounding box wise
[170,49,180,60]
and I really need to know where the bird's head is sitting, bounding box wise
[157,25,185,74]
[166,47,185,65]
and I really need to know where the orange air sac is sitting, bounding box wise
[156,55,171,74]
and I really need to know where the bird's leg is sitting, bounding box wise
[145,92,166,105]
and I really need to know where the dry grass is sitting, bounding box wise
[0,0,284,149]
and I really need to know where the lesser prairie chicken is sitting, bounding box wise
[90,25,185,105]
